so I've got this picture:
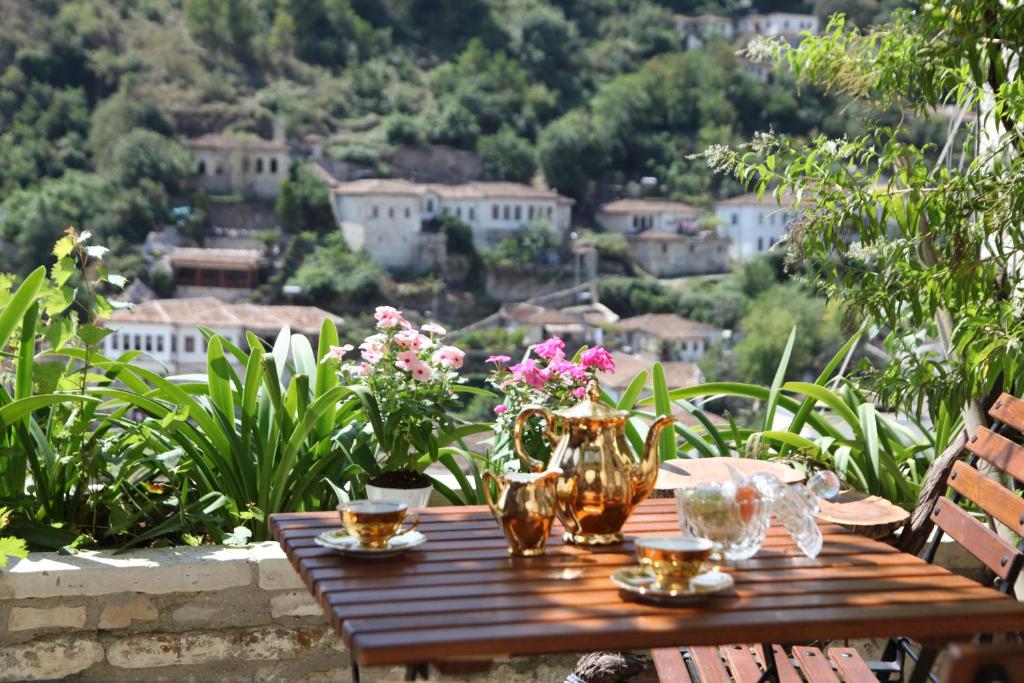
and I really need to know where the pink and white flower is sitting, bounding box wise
[510,358,550,389]
[494,404,508,415]
[321,344,354,363]
[486,354,511,365]
[395,349,420,371]
[572,386,587,398]
[533,336,565,360]
[433,345,465,369]
[374,306,406,329]
[421,322,446,336]
[580,346,615,373]
[410,362,432,382]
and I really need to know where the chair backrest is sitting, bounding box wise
[941,643,1024,683]
[923,393,1024,593]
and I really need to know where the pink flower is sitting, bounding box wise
[486,354,511,365]
[510,358,549,388]
[395,329,431,351]
[533,336,565,360]
[493,404,508,415]
[421,322,446,336]
[580,347,615,373]
[410,362,432,382]
[361,349,383,364]
[433,345,465,369]
[572,386,587,398]
[321,344,353,363]
[374,306,406,329]
[549,359,588,381]
[395,349,419,371]
[357,363,372,376]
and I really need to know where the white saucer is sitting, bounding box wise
[314,528,427,559]
[610,567,735,605]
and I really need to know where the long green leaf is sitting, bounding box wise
[0,266,45,353]
[616,371,648,410]
[651,363,676,462]
[764,326,796,432]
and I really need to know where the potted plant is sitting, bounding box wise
[328,306,466,507]
[486,337,616,468]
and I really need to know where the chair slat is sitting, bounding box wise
[948,461,1024,537]
[766,645,805,683]
[931,497,1023,581]
[988,393,1024,434]
[965,428,1024,483]
[721,644,763,683]
[828,647,877,683]
[689,646,732,683]
[792,647,840,683]
[651,647,694,683]
[941,643,1024,683]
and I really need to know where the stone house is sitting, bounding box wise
[185,133,291,200]
[105,298,342,374]
[673,14,734,50]
[596,199,701,236]
[627,230,730,277]
[615,313,722,362]
[736,12,819,44]
[714,191,798,261]
[168,248,268,303]
[317,170,573,273]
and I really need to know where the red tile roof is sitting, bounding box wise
[599,199,700,215]
[616,314,721,339]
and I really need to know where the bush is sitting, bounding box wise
[476,125,536,183]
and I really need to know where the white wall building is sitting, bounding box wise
[186,133,291,200]
[736,13,820,44]
[318,172,574,272]
[596,199,701,235]
[105,298,343,374]
[714,192,798,261]
[674,14,734,50]
[615,314,722,363]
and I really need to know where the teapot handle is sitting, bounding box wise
[513,405,557,473]
[482,470,505,518]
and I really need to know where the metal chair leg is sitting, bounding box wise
[757,643,779,683]
[908,647,939,683]
[404,663,429,680]
[351,662,360,682]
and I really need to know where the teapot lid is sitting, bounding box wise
[553,380,628,420]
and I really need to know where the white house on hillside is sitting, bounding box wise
[714,192,798,261]
[105,298,343,374]
[185,133,291,200]
[316,170,573,272]
[615,313,722,363]
[736,13,819,44]
[674,14,734,50]
[596,199,701,235]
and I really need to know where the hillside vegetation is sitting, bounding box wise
[0,0,917,278]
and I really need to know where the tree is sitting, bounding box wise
[698,5,1024,437]
[537,110,609,200]
[105,129,192,193]
[476,126,536,183]
[88,91,174,168]
[289,233,386,306]
[277,163,335,234]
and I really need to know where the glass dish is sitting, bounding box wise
[675,482,771,561]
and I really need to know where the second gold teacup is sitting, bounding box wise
[635,536,713,590]
[337,500,419,549]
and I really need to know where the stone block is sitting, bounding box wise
[0,636,103,681]
[251,542,305,591]
[2,545,253,598]
[7,605,87,632]
[270,590,322,619]
[105,626,334,669]
[98,595,159,629]
[171,602,224,624]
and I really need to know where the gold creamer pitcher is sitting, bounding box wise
[513,380,675,545]
[483,468,561,556]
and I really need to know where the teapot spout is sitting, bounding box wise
[631,415,676,507]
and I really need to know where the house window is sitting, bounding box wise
[546,207,552,217]
[388,207,394,218]
[197,160,206,175]
[492,204,499,219]
[111,335,119,350]
[215,163,223,175]
[528,206,534,219]
[185,336,195,353]
[503,205,510,220]
[145,335,153,352]
[632,216,639,229]
[469,208,475,220]
[456,207,462,218]
[757,237,764,251]
[371,206,379,218]
[156,336,164,353]
[731,213,738,225]
[134,334,141,350]
[123,335,129,350]
[514,206,521,220]
[661,243,668,255]
[256,158,264,173]
[405,207,410,218]
[171,335,177,353]
[242,157,251,173]
[427,199,435,212]
[203,338,209,352]
[270,158,278,173]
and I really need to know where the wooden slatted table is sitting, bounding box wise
[269,498,1024,677]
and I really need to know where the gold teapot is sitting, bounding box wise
[513,380,675,545]
[483,468,561,556]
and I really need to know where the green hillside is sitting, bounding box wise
[0,0,913,277]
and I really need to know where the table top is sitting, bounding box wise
[269,498,1024,668]
[655,457,806,494]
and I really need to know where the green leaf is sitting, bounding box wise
[0,536,28,568]
[616,371,648,410]
[51,258,76,286]
[0,267,45,353]
[222,526,253,547]
[52,235,76,259]
[764,327,796,432]
[651,363,676,461]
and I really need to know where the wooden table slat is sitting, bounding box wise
[268,500,1024,668]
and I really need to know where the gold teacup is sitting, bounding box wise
[337,500,419,549]
[635,536,713,590]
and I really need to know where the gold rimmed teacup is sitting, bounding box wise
[337,500,419,549]
[635,536,713,591]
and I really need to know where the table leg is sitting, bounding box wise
[757,643,779,683]
[351,662,360,682]
[907,647,938,683]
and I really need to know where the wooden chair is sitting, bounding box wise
[651,393,1024,683]
[939,643,1024,683]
